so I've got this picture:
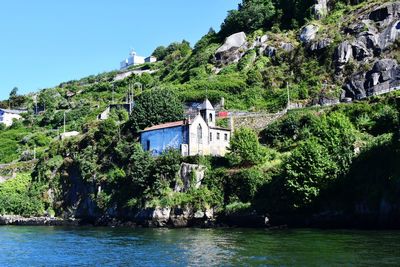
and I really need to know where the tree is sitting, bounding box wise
[127,89,183,133]
[220,0,276,37]
[227,127,268,166]
[10,87,18,99]
[154,149,182,188]
[95,118,118,149]
[271,0,315,29]
[127,143,155,194]
[310,112,356,176]
[9,87,18,108]
[152,46,167,60]
[76,146,99,182]
[284,138,337,208]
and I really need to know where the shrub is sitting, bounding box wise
[0,173,46,216]
[154,149,182,188]
[225,201,251,215]
[230,167,269,202]
[283,138,337,208]
[227,127,269,166]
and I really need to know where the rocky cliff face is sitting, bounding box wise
[334,2,400,99]
[215,32,248,66]
[213,1,400,105]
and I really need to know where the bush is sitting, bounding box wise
[229,167,269,202]
[154,149,182,188]
[126,143,155,195]
[227,127,269,166]
[225,201,251,215]
[283,138,337,208]
[0,173,46,216]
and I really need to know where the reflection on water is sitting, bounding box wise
[0,226,399,266]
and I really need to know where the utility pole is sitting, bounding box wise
[33,146,36,160]
[286,81,290,110]
[112,86,115,104]
[63,111,66,134]
[34,95,38,115]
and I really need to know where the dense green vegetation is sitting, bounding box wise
[0,173,47,216]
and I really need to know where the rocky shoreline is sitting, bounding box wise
[2,210,398,229]
[0,215,80,226]
[0,210,270,228]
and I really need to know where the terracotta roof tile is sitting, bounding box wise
[141,120,185,132]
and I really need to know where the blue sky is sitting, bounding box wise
[0,1,239,100]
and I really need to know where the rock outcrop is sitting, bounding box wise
[215,32,248,65]
[337,3,400,67]
[133,207,215,228]
[310,38,332,51]
[0,215,79,226]
[264,46,277,57]
[344,59,400,99]
[170,207,193,227]
[280,42,294,52]
[335,2,400,99]
[335,41,354,69]
[134,208,171,227]
[313,0,329,19]
[175,163,206,192]
[299,24,319,44]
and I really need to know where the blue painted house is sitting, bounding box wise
[140,99,231,157]
[140,121,189,156]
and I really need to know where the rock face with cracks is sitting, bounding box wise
[215,32,248,66]
[332,2,400,99]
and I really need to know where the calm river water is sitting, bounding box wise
[0,226,399,266]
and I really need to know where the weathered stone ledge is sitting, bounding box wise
[0,215,80,226]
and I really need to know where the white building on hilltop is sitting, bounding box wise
[0,109,25,126]
[120,50,157,69]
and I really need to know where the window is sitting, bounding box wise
[209,113,213,122]
[209,132,212,141]
[197,124,202,143]
[224,133,228,141]
[146,140,150,151]
[217,132,220,140]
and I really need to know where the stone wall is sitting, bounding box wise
[232,112,286,132]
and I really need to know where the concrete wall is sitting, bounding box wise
[140,126,188,156]
[145,56,157,63]
[128,55,145,66]
[209,128,230,156]
[188,115,230,156]
[188,115,210,156]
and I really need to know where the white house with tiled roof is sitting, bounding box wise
[140,99,231,156]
